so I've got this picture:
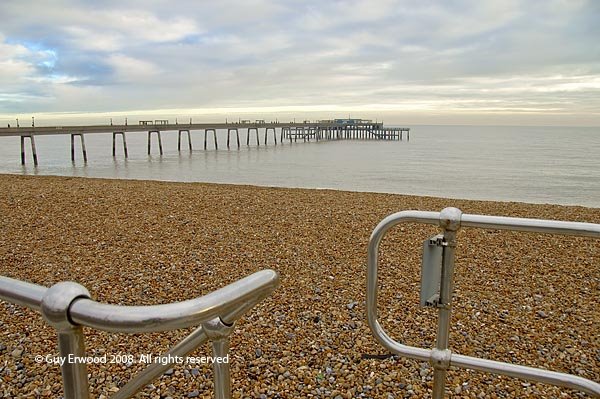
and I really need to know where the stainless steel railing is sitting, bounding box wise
[367,208,600,398]
[0,269,280,399]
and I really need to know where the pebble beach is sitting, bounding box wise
[0,174,598,398]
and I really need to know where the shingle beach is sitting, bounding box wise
[1,174,598,398]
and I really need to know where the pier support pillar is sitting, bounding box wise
[20,135,38,166]
[112,132,128,158]
[265,127,277,145]
[178,130,192,151]
[70,133,87,163]
[147,130,163,155]
[247,128,259,146]
[227,128,240,149]
[204,129,218,150]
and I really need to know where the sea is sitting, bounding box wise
[0,124,598,208]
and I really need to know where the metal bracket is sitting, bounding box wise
[420,234,445,307]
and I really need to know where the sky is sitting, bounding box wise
[0,0,599,126]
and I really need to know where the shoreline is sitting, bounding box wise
[0,174,598,398]
[1,172,599,211]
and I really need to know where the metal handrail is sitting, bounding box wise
[0,269,280,399]
[70,270,278,332]
[367,208,600,398]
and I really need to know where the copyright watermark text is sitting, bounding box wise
[34,353,228,366]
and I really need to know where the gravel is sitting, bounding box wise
[0,174,598,398]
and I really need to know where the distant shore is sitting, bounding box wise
[0,174,598,398]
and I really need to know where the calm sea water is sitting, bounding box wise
[0,125,598,208]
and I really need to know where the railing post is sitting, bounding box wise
[430,207,462,398]
[203,318,234,399]
[40,282,92,399]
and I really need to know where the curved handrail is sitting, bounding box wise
[71,270,279,332]
[366,209,600,397]
[0,269,279,332]
[366,210,439,360]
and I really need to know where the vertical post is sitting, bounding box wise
[211,338,231,399]
[255,128,259,146]
[213,129,218,150]
[20,136,25,165]
[30,135,38,166]
[179,130,192,151]
[227,129,231,149]
[204,129,208,150]
[147,131,163,155]
[246,128,250,146]
[202,319,233,399]
[71,134,75,162]
[56,328,90,399]
[431,207,462,399]
[80,134,87,162]
[113,132,128,158]
[71,134,87,162]
[236,129,240,148]
[41,282,92,399]
[123,133,128,158]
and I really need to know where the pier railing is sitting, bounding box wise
[367,208,600,398]
[0,269,280,399]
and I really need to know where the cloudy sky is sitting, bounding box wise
[0,0,599,125]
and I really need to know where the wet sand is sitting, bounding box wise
[0,174,598,398]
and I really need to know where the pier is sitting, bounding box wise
[0,118,410,166]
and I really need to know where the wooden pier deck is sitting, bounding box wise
[0,119,410,166]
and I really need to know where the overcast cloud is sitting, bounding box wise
[0,0,599,125]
